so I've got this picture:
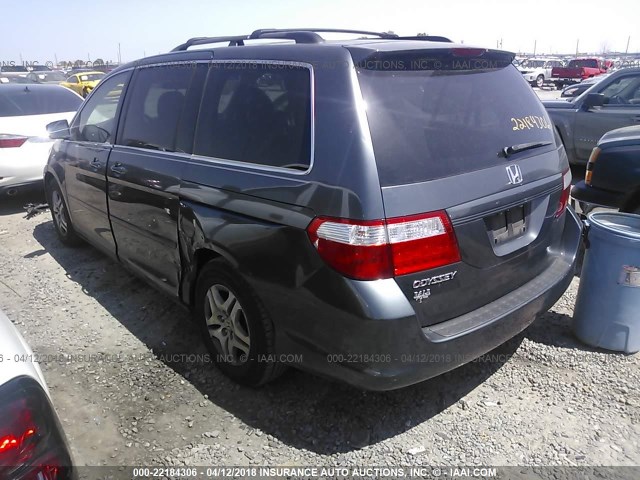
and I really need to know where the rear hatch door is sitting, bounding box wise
[352,46,570,327]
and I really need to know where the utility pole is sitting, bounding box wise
[54,53,58,66]
[575,39,579,57]
[626,36,631,55]
[533,40,537,56]
[117,43,122,64]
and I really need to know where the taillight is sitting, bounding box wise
[0,376,75,480]
[307,211,460,280]
[0,135,29,148]
[555,168,572,218]
[585,147,601,185]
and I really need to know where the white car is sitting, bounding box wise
[0,310,76,479]
[0,84,81,196]
[518,58,565,88]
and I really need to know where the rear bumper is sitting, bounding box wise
[274,208,583,390]
[0,179,43,196]
[571,180,624,210]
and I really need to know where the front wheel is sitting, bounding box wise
[535,74,545,88]
[46,180,82,246]
[194,260,285,387]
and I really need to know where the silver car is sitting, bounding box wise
[0,310,76,479]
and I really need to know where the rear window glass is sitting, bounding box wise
[357,64,555,186]
[0,65,28,73]
[568,59,598,68]
[0,87,82,117]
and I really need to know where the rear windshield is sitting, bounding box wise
[0,87,81,117]
[568,59,598,68]
[0,65,29,73]
[357,62,555,186]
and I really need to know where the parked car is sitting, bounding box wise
[544,67,640,165]
[518,58,565,88]
[0,84,82,196]
[0,310,76,479]
[560,73,610,98]
[551,58,611,89]
[26,71,67,85]
[571,125,640,214]
[59,71,104,97]
[0,65,29,80]
[43,28,582,390]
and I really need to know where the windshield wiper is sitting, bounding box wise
[501,141,553,158]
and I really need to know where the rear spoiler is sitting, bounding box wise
[351,48,516,71]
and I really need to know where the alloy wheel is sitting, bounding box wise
[204,284,251,365]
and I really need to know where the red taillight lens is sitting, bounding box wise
[307,211,460,280]
[555,169,572,218]
[0,377,74,479]
[0,135,29,148]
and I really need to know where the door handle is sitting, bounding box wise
[110,163,127,175]
[90,158,101,169]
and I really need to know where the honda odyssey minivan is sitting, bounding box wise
[43,28,582,390]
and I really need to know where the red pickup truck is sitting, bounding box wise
[551,58,611,88]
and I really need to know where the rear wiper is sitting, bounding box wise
[501,141,553,158]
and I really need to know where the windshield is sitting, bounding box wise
[79,73,104,82]
[0,87,81,117]
[524,60,545,68]
[358,65,555,186]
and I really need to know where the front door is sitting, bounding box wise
[574,72,640,161]
[64,71,131,256]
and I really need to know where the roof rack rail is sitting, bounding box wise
[396,35,452,43]
[249,28,399,40]
[171,35,249,52]
[170,29,450,52]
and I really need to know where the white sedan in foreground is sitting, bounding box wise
[0,310,76,479]
[0,84,81,196]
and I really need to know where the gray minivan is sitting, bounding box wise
[44,29,582,390]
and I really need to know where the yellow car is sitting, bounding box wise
[60,71,105,97]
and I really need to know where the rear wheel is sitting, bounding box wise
[535,74,545,88]
[46,180,81,246]
[194,260,285,387]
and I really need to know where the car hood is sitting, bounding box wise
[599,125,640,148]
[542,100,575,109]
[0,310,48,392]
[0,111,76,137]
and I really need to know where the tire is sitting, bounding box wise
[82,88,90,98]
[554,81,564,90]
[46,179,82,246]
[535,74,545,88]
[194,259,285,387]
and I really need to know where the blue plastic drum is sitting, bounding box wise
[573,212,640,353]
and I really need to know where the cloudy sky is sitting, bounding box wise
[1,0,637,64]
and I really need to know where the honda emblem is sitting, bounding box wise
[506,164,523,185]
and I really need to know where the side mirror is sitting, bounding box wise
[582,93,605,110]
[46,119,71,140]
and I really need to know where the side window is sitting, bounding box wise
[193,62,312,170]
[600,76,636,100]
[119,64,195,152]
[67,76,78,84]
[70,71,130,143]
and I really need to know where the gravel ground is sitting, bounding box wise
[0,189,638,471]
